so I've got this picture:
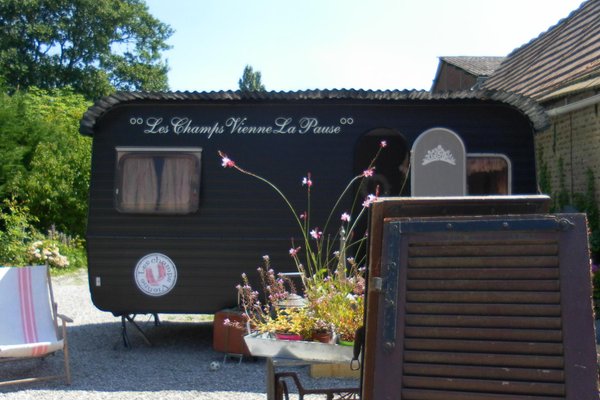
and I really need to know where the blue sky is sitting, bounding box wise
[145,0,585,92]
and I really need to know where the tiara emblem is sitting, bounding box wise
[422,145,456,166]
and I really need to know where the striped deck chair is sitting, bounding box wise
[0,265,72,386]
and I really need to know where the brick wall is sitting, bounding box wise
[534,100,600,209]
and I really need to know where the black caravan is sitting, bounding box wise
[80,90,549,316]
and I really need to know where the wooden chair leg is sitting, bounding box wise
[62,321,71,385]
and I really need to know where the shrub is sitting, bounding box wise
[0,198,39,266]
[27,226,87,271]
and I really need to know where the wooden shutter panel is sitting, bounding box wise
[368,214,597,400]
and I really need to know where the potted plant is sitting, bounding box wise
[309,318,334,343]
[220,140,392,346]
[226,258,298,333]
[301,253,365,344]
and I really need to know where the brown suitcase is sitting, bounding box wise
[213,309,251,356]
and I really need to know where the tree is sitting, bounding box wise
[238,65,266,92]
[1,87,91,237]
[0,89,48,195]
[0,0,173,99]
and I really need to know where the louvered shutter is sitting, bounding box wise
[367,214,597,400]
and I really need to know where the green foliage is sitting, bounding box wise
[0,88,91,237]
[0,198,87,270]
[590,230,600,261]
[0,199,40,266]
[238,65,266,92]
[9,141,90,236]
[537,154,599,257]
[0,90,48,195]
[555,157,571,211]
[593,265,600,316]
[537,147,552,196]
[57,238,87,271]
[0,0,173,99]
[573,168,600,256]
[536,153,600,317]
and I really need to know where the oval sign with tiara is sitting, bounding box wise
[411,127,466,196]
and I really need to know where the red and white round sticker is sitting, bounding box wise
[134,253,177,297]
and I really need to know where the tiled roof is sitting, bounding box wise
[483,0,600,100]
[79,89,550,135]
[538,75,600,102]
[440,56,506,77]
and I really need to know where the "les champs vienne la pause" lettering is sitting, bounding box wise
[143,116,342,137]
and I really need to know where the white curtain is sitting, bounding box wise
[158,157,196,213]
[120,157,159,212]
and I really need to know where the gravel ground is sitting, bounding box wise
[0,270,358,399]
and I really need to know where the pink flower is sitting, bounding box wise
[380,140,387,148]
[218,151,235,168]
[299,211,307,220]
[302,172,313,188]
[289,247,301,257]
[341,212,351,222]
[310,228,322,240]
[362,194,377,208]
[362,168,374,177]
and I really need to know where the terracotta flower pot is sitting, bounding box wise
[311,331,332,343]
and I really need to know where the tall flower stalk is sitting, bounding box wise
[220,142,387,342]
[219,151,307,236]
[219,142,385,279]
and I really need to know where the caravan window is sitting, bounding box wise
[467,154,511,195]
[115,147,202,214]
